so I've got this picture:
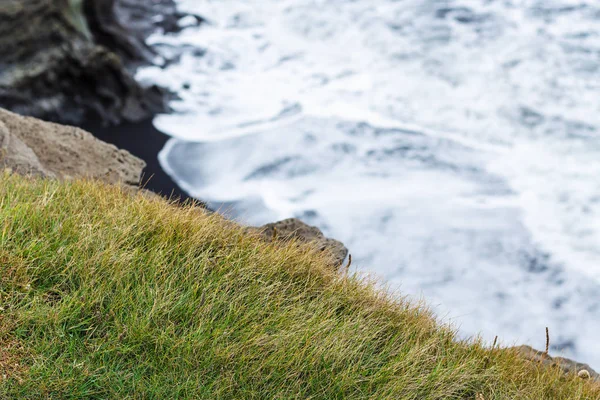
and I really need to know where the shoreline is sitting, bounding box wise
[81,119,191,202]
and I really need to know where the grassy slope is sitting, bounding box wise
[0,173,597,399]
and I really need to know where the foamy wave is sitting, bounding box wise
[141,0,600,366]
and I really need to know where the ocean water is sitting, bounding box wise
[138,0,600,366]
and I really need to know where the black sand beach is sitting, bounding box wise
[82,120,191,202]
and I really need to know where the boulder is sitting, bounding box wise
[512,345,599,382]
[0,108,144,186]
[251,218,349,268]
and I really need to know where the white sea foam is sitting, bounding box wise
[138,0,600,366]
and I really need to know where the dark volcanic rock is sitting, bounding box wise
[114,0,204,40]
[252,218,349,268]
[0,0,191,126]
[0,107,145,186]
[512,345,599,382]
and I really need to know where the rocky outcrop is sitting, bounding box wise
[0,0,199,126]
[512,345,599,382]
[251,218,349,268]
[0,108,144,186]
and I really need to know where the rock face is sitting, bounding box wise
[0,108,144,186]
[512,345,599,382]
[0,0,197,126]
[252,218,349,268]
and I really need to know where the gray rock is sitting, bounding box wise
[0,108,144,186]
[512,345,599,382]
[0,120,51,178]
[251,218,349,268]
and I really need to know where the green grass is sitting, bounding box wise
[0,172,597,399]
